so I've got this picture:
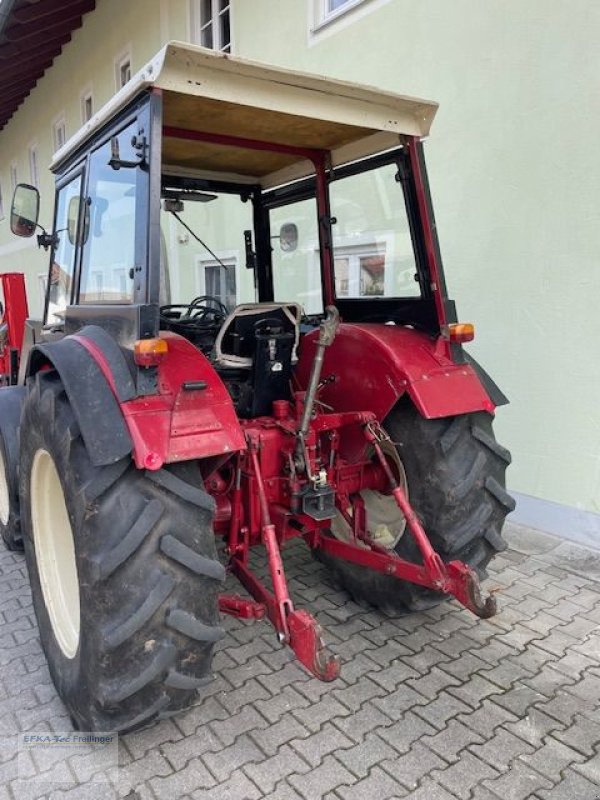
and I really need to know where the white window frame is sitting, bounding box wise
[309,0,391,41]
[190,0,231,52]
[28,143,39,188]
[52,113,67,153]
[114,47,132,91]
[9,163,18,194]
[80,86,94,124]
[195,251,238,309]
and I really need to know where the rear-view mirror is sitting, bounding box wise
[67,196,90,245]
[10,183,40,238]
[279,222,298,252]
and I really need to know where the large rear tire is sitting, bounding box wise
[317,400,515,614]
[20,371,225,732]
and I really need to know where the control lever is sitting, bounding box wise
[295,306,340,470]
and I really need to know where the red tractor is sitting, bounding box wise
[0,44,513,732]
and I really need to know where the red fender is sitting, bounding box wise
[295,323,495,422]
[75,331,246,470]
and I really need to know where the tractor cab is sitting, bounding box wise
[11,43,449,410]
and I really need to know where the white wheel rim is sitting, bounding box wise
[0,445,9,526]
[331,440,409,550]
[31,449,80,659]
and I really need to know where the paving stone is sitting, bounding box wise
[380,741,448,790]
[260,781,306,800]
[397,777,460,800]
[422,719,484,763]
[405,666,462,700]
[208,704,269,748]
[331,701,394,743]
[382,711,438,754]
[191,771,263,800]
[250,712,311,757]
[336,765,407,800]
[148,756,213,799]
[402,645,453,674]
[290,722,353,768]
[504,707,564,747]
[288,754,356,800]
[412,690,472,731]
[552,713,600,756]
[217,676,272,714]
[331,676,385,712]
[336,731,397,778]
[469,728,534,771]
[483,661,534,691]
[492,684,548,717]
[202,734,264,782]
[253,684,310,724]
[520,736,586,782]
[244,744,311,793]
[455,698,519,737]
[372,684,428,720]
[536,767,600,800]
[573,751,600,786]
[534,688,593,726]
[431,750,500,799]
[446,673,502,709]
[160,726,222,770]
[369,660,420,691]
[481,760,552,800]
[122,719,183,761]
[521,664,577,697]
[292,694,352,733]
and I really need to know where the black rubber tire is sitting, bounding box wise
[0,386,26,552]
[20,371,225,732]
[317,399,515,613]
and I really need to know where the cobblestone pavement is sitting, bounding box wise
[1,521,599,800]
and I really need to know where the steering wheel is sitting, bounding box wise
[160,295,228,329]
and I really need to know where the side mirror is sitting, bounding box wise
[279,222,298,252]
[67,195,90,246]
[10,183,40,238]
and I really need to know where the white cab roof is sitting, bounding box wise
[52,41,438,187]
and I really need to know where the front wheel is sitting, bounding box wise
[20,371,225,732]
[317,400,515,613]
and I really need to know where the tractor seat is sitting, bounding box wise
[213,302,302,369]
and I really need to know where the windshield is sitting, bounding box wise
[160,189,256,311]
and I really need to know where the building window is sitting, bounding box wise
[334,246,386,298]
[53,115,67,152]
[115,51,132,91]
[29,146,39,188]
[191,0,231,52]
[9,163,17,194]
[311,0,385,36]
[81,89,94,124]
[197,256,236,310]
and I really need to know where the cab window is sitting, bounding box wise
[46,174,82,325]
[79,121,138,303]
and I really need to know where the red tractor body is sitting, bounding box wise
[0,43,514,732]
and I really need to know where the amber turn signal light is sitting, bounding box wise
[134,337,168,367]
[447,323,475,343]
